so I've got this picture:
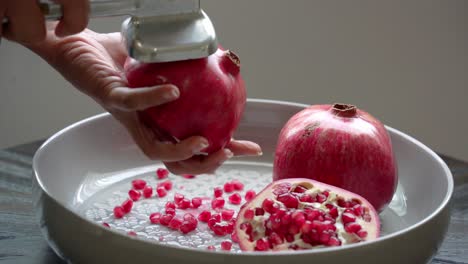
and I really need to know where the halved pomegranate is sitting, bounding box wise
[235,179,380,251]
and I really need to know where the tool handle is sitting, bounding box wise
[2,0,136,25]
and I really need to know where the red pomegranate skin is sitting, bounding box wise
[273,104,397,212]
[124,48,246,154]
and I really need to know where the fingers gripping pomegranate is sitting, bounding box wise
[235,179,380,251]
[273,104,397,212]
[124,48,246,154]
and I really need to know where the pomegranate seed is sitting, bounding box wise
[228,193,242,205]
[285,234,294,243]
[243,209,254,220]
[268,232,284,247]
[102,222,110,228]
[221,241,232,251]
[305,209,321,221]
[211,213,221,222]
[341,212,356,224]
[165,207,176,215]
[211,223,227,236]
[328,207,338,219]
[301,221,313,233]
[232,180,244,191]
[292,211,306,226]
[208,218,218,229]
[156,187,167,197]
[353,204,364,216]
[143,186,153,198]
[128,231,137,236]
[223,182,234,193]
[113,206,125,218]
[337,198,349,208]
[182,212,193,220]
[128,189,141,201]
[288,224,300,235]
[156,168,169,179]
[165,201,176,209]
[149,212,162,224]
[245,189,256,201]
[328,236,342,246]
[221,209,235,221]
[182,174,195,179]
[344,222,362,233]
[322,190,330,197]
[255,208,265,216]
[159,180,173,191]
[198,211,212,222]
[122,199,133,214]
[180,220,198,234]
[281,213,292,225]
[132,179,146,190]
[178,198,191,209]
[226,221,235,235]
[292,185,308,193]
[174,193,184,204]
[214,187,223,198]
[357,230,368,238]
[207,245,216,250]
[231,232,239,243]
[262,198,275,213]
[191,197,202,208]
[277,193,299,209]
[211,197,225,209]
[320,232,332,244]
[255,238,270,251]
[316,194,327,203]
[168,217,183,230]
[160,214,174,226]
[300,194,315,203]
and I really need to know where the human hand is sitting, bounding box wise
[0,0,89,44]
[26,26,262,175]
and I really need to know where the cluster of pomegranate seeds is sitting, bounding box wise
[110,171,254,251]
[237,182,375,251]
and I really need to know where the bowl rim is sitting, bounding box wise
[32,98,454,256]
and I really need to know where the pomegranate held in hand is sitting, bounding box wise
[235,178,380,251]
[273,104,397,212]
[124,48,246,154]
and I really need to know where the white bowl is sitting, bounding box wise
[32,99,453,264]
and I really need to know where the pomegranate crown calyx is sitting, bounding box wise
[220,50,241,75]
[331,103,357,118]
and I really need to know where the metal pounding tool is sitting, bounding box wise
[2,0,218,63]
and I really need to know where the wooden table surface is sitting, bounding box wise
[0,140,467,264]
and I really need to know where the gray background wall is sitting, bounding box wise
[1,0,467,161]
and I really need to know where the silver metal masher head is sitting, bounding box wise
[121,1,218,63]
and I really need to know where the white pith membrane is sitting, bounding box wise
[236,179,379,251]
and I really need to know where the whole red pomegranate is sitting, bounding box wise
[124,48,246,154]
[273,104,397,212]
[235,178,380,251]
